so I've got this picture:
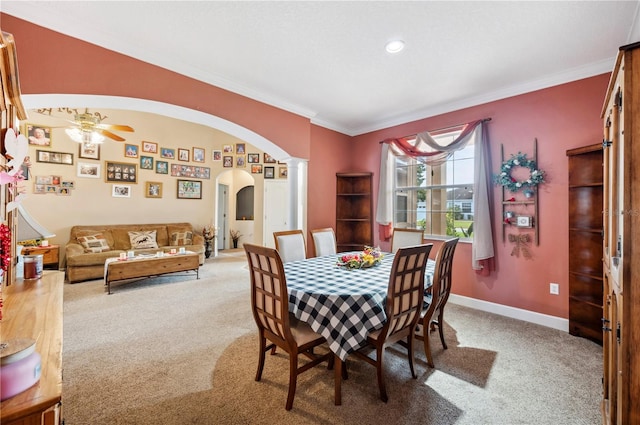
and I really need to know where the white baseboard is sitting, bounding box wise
[449,294,569,332]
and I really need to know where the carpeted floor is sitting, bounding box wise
[61,250,602,424]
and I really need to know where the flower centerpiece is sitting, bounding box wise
[337,246,384,269]
[230,229,242,249]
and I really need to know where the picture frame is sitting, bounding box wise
[105,161,138,183]
[178,148,190,162]
[112,184,131,198]
[247,153,260,163]
[212,150,222,161]
[177,179,202,199]
[77,162,101,178]
[223,156,233,168]
[235,143,246,154]
[160,148,175,159]
[57,187,71,196]
[26,124,52,147]
[36,175,52,185]
[145,181,163,198]
[236,156,246,167]
[124,144,139,158]
[170,164,211,179]
[78,142,100,160]
[192,147,205,163]
[36,149,73,165]
[223,144,233,153]
[516,216,533,228]
[140,156,154,170]
[61,180,75,189]
[264,153,277,164]
[279,166,288,178]
[251,164,263,174]
[142,141,158,154]
[155,160,169,174]
[33,184,46,194]
[264,166,275,179]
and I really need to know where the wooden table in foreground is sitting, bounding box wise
[1,271,64,425]
[105,253,200,294]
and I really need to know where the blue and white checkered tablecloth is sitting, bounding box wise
[284,252,434,361]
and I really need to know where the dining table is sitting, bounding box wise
[283,251,435,405]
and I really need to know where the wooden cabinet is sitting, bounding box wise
[1,272,64,425]
[601,41,640,425]
[336,173,373,252]
[20,245,59,270]
[566,144,603,344]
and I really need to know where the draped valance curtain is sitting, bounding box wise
[376,119,494,273]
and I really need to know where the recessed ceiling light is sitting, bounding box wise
[385,40,405,54]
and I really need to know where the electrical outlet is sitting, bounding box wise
[550,283,559,295]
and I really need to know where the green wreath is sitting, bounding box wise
[494,152,545,193]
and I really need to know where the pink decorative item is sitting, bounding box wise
[0,339,42,401]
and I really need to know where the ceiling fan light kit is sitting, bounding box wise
[35,107,134,143]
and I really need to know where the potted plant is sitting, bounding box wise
[230,229,242,249]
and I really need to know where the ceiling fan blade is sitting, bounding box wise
[95,123,134,132]
[97,129,126,142]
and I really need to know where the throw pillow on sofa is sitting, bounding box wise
[128,230,159,249]
[77,234,111,253]
[170,231,193,246]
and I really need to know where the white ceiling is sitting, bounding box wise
[3,1,640,136]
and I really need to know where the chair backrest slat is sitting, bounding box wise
[426,238,459,317]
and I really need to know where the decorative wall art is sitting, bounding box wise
[124,144,138,158]
[155,160,168,174]
[264,166,275,179]
[105,161,138,183]
[33,175,75,195]
[145,181,163,198]
[112,184,131,198]
[161,148,175,159]
[235,143,245,154]
[223,144,233,153]
[170,164,211,179]
[77,162,100,178]
[177,179,202,199]
[223,156,233,168]
[78,142,100,160]
[178,148,190,162]
[236,156,245,167]
[142,141,158,154]
[192,147,205,163]
[264,153,276,163]
[251,164,263,174]
[36,150,73,165]
[247,153,260,163]
[212,150,222,161]
[140,156,154,170]
[279,167,288,178]
[26,124,52,146]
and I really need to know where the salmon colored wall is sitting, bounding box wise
[351,74,610,318]
[1,15,612,319]
[1,15,311,159]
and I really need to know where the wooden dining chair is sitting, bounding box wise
[415,237,459,368]
[352,243,433,402]
[390,228,425,253]
[244,243,332,410]
[273,229,307,262]
[310,227,337,257]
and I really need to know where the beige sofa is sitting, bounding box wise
[66,223,205,283]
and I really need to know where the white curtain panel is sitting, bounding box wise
[375,121,494,271]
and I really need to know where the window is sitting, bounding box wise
[393,130,474,239]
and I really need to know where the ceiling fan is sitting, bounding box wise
[35,107,134,143]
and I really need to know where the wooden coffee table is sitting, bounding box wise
[105,252,200,294]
